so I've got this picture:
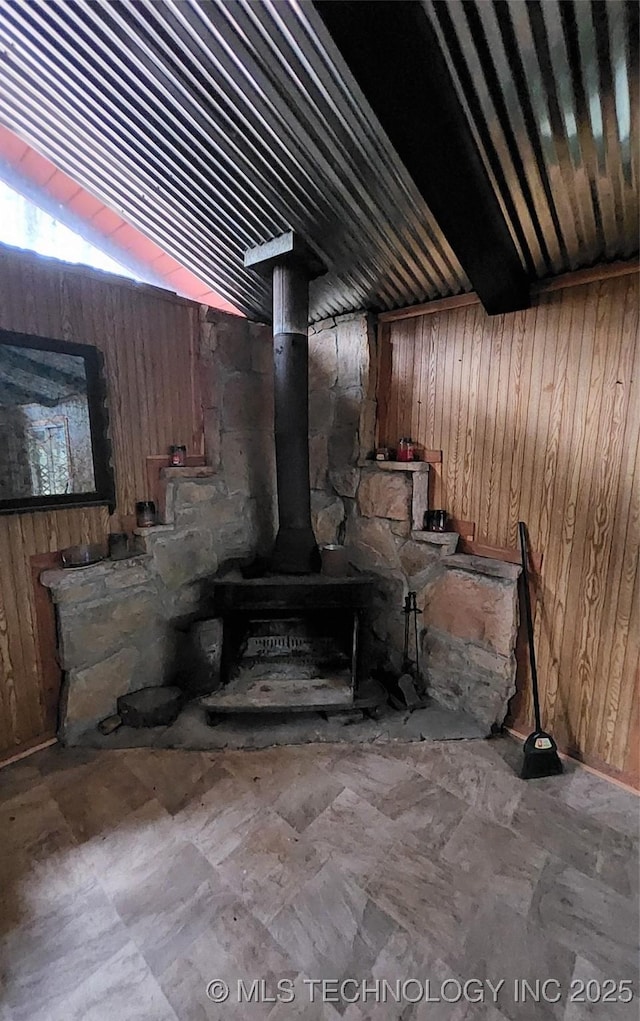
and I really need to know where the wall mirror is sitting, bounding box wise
[0,329,115,514]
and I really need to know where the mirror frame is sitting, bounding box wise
[0,328,116,515]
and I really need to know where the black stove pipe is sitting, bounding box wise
[244,233,325,574]
[270,261,319,574]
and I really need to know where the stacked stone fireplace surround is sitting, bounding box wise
[43,307,520,745]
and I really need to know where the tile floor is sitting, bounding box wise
[0,736,637,1021]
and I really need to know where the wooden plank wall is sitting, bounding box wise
[378,271,639,785]
[0,245,204,756]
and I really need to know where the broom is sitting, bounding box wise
[518,521,563,779]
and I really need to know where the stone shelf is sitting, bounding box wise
[159,465,215,479]
[40,553,153,605]
[411,531,459,555]
[411,530,458,542]
[442,553,521,582]
[132,523,174,538]
[409,533,521,578]
[359,459,433,471]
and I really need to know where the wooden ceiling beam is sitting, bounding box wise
[314,0,530,315]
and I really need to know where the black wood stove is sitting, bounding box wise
[199,576,374,716]
[196,232,378,717]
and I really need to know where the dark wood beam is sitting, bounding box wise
[313,0,530,315]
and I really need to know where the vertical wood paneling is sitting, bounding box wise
[379,272,640,784]
[0,246,204,754]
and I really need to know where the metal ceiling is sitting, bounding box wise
[0,0,636,321]
[424,0,639,278]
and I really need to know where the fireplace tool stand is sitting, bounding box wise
[387,592,426,709]
[402,591,421,677]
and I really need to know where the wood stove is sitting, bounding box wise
[196,232,379,718]
[199,575,374,717]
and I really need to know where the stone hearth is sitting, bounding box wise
[41,309,522,746]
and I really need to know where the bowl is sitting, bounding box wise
[60,542,106,568]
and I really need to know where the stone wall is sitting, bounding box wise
[43,309,277,744]
[307,311,377,545]
[307,312,521,732]
[199,307,276,554]
[43,467,267,743]
[420,555,520,730]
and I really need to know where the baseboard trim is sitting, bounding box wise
[505,727,639,795]
[0,736,57,770]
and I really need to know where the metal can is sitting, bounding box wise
[136,500,156,528]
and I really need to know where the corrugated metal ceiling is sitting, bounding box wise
[424,0,639,278]
[0,0,636,321]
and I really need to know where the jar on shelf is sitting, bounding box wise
[136,500,156,528]
[396,437,415,462]
[425,509,447,532]
[169,444,187,467]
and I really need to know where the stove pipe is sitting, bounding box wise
[244,233,326,574]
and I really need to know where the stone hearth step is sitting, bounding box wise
[198,675,387,718]
[198,673,352,714]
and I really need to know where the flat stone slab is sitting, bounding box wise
[160,466,215,479]
[411,531,459,554]
[357,471,412,521]
[40,554,152,596]
[117,686,183,728]
[358,460,431,472]
[443,553,521,581]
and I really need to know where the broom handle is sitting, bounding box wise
[518,521,542,732]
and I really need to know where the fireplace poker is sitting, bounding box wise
[412,591,421,682]
[401,591,422,681]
